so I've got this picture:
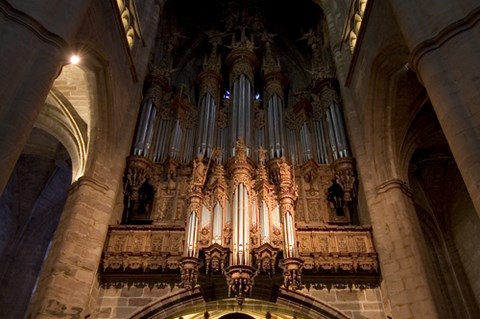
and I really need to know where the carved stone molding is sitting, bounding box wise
[375,178,412,197]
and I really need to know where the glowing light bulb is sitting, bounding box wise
[70,55,80,64]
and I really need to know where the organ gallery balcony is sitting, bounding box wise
[100,224,380,298]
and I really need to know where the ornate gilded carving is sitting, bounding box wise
[253,243,279,277]
[282,258,303,290]
[126,156,153,201]
[226,265,256,305]
[334,157,356,202]
[254,100,265,129]
[226,28,257,84]
[203,243,229,274]
[179,257,200,289]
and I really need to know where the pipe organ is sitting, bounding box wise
[108,8,379,304]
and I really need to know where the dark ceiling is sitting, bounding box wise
[157,0,325,99]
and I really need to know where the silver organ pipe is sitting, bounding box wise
[196,93,217,157]
[287,129,299,165]
[313,120,329,164]
[182,127,194,164]
[259,200,270,244]
[283,212,296,258]
[201,205,211,233]
[271,205,281,229]
[217,127,227,164]
[267,94,285,159]
[326,102,350,160]
[143,107,157,158]
[300,123,313,162]
[332,102,349,158]
[213,202,222,244]
[133,98,156,156]
[232,184,250,265]
[251,199,257,234]
[186,211,199,257]
[153,118,172,163]
[326,106,340,160]
[225,198,231,227]
[230,75,253,156]
[169,119,183,160]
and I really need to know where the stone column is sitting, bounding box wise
[26,177,112,319]
[370,179,439,319]
[0,0,92,193]
[386,1,480,217]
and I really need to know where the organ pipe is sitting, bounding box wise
[232,183,250,265]
[283,212,296,258]
[326,106,339,160]
[213,202,222,244]
[153,118,172,163]
[259,200,270,244]
[286,129,299,165]
[169,119,183,160]
[313,120,329,164]
[267,94,285,159]
[300,123,313,162]
[326,102,349,160]
[133,98,156,157]
[186,211,199,257]
[196,93,217,157]
[230,75,253,156]
[333,102,349,157]
[182,127,195,164]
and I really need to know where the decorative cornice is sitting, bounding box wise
[409,5,480,73]
[0,0,68,51]
[375,178,412,197]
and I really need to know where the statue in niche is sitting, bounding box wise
[209,256,221,273]
[307,200,321,222]
[258,147,267,166]
[155,199,168,221]
[250,226,259,247]
[261,257,273,276]
[175,199,185,220]
[304,170,319,195]
[327,179,344,216]
[192,154,207,187]
[199,227,210,246]
[166,163,177,193]
[299,235,309,252]
[295,201,305,222]
[224,225,232,245]
[235,138,247,163]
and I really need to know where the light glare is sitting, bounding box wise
[70,55,80,64]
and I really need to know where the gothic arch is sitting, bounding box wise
[51,44,117,179]
[405,100,480,317]
[365,42,424,183]
[37,87,87,181]
[127,288,350,319]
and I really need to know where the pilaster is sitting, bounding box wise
[27,176,112,319]
[370,178,439,319]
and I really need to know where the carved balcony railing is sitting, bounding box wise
[100,224,380,291]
